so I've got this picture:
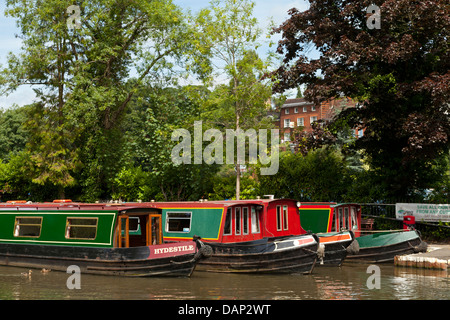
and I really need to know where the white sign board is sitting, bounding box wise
[396,203,450,222]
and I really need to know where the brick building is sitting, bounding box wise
[279,97,358,143]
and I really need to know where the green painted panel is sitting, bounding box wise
[299,208,331,233]
[162,208,224,240]
[0,211,117,247]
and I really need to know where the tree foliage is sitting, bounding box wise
[272,0,450,199]
[194,0,274,199]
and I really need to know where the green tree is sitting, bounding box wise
[0,105,30,159]
[1,0,199,200]
[258,147,351,202]
[121,85,219,201]
[194,0,273,199]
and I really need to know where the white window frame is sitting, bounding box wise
[276,206,282,231]
[166,211,192,233]
[242,207,249,235]
[283,205,289,230]
[224,208,232,235]
[251,207,260,234]
[235,207,241,235]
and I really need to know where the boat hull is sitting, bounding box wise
[197,234,319,274]
[346,230,427,263]
[317,231,358,266]
[0,240,209,277]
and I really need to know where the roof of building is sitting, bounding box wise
[281,98,316,108]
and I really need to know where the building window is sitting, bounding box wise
[224,208,232,235]
[284,132,290,142]
[294,107,298,113]
[303,106,307,112]
[242,207,249,235]
[235,207,241,235]
[65,217,98,240]
[14,217,43,238]
[310,116,318,123]
[284,119,290,128]
[311,105,316,111]
[358,129,364,138]
[285,108,289,114]
[166,212,192,233]
[297,117,304,126]
[251,207,260,234]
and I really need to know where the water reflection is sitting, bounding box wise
[0,265,448,300]
[392,267,449,300]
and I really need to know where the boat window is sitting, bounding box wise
[65,218,98,240]
[276,206,282,231]
[251,207,260,234]
[14,217,43,238]
[332,210,337,231]
[128,217,140,232]
[242,207,249,235]
[351,207,358,230]
[235,207,241,235]
[224,208,232,235]
[344,207,349,230]
[338,208,343,231]
[166,212,191,233]
[283,205,289,230]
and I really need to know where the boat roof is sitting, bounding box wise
[0,198,300,212]
[298,202,361,208]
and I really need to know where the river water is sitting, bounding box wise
[0,263,448,300]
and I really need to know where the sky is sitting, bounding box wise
[0,0,310,108]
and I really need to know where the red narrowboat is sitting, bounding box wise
[140,199,319,274]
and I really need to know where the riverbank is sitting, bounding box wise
[394,243,450,271]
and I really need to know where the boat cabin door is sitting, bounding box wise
[117,212,162,248]
[148,214,162,245]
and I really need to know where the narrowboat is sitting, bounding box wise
[298,203,359,266]
[345,229,427,263]
[298,202,427,263]
[137,199,319,274]
[0,201,211,277]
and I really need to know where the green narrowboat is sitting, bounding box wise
[0,201,210,277]
[298,202,427,263]
[132,199,319,274]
